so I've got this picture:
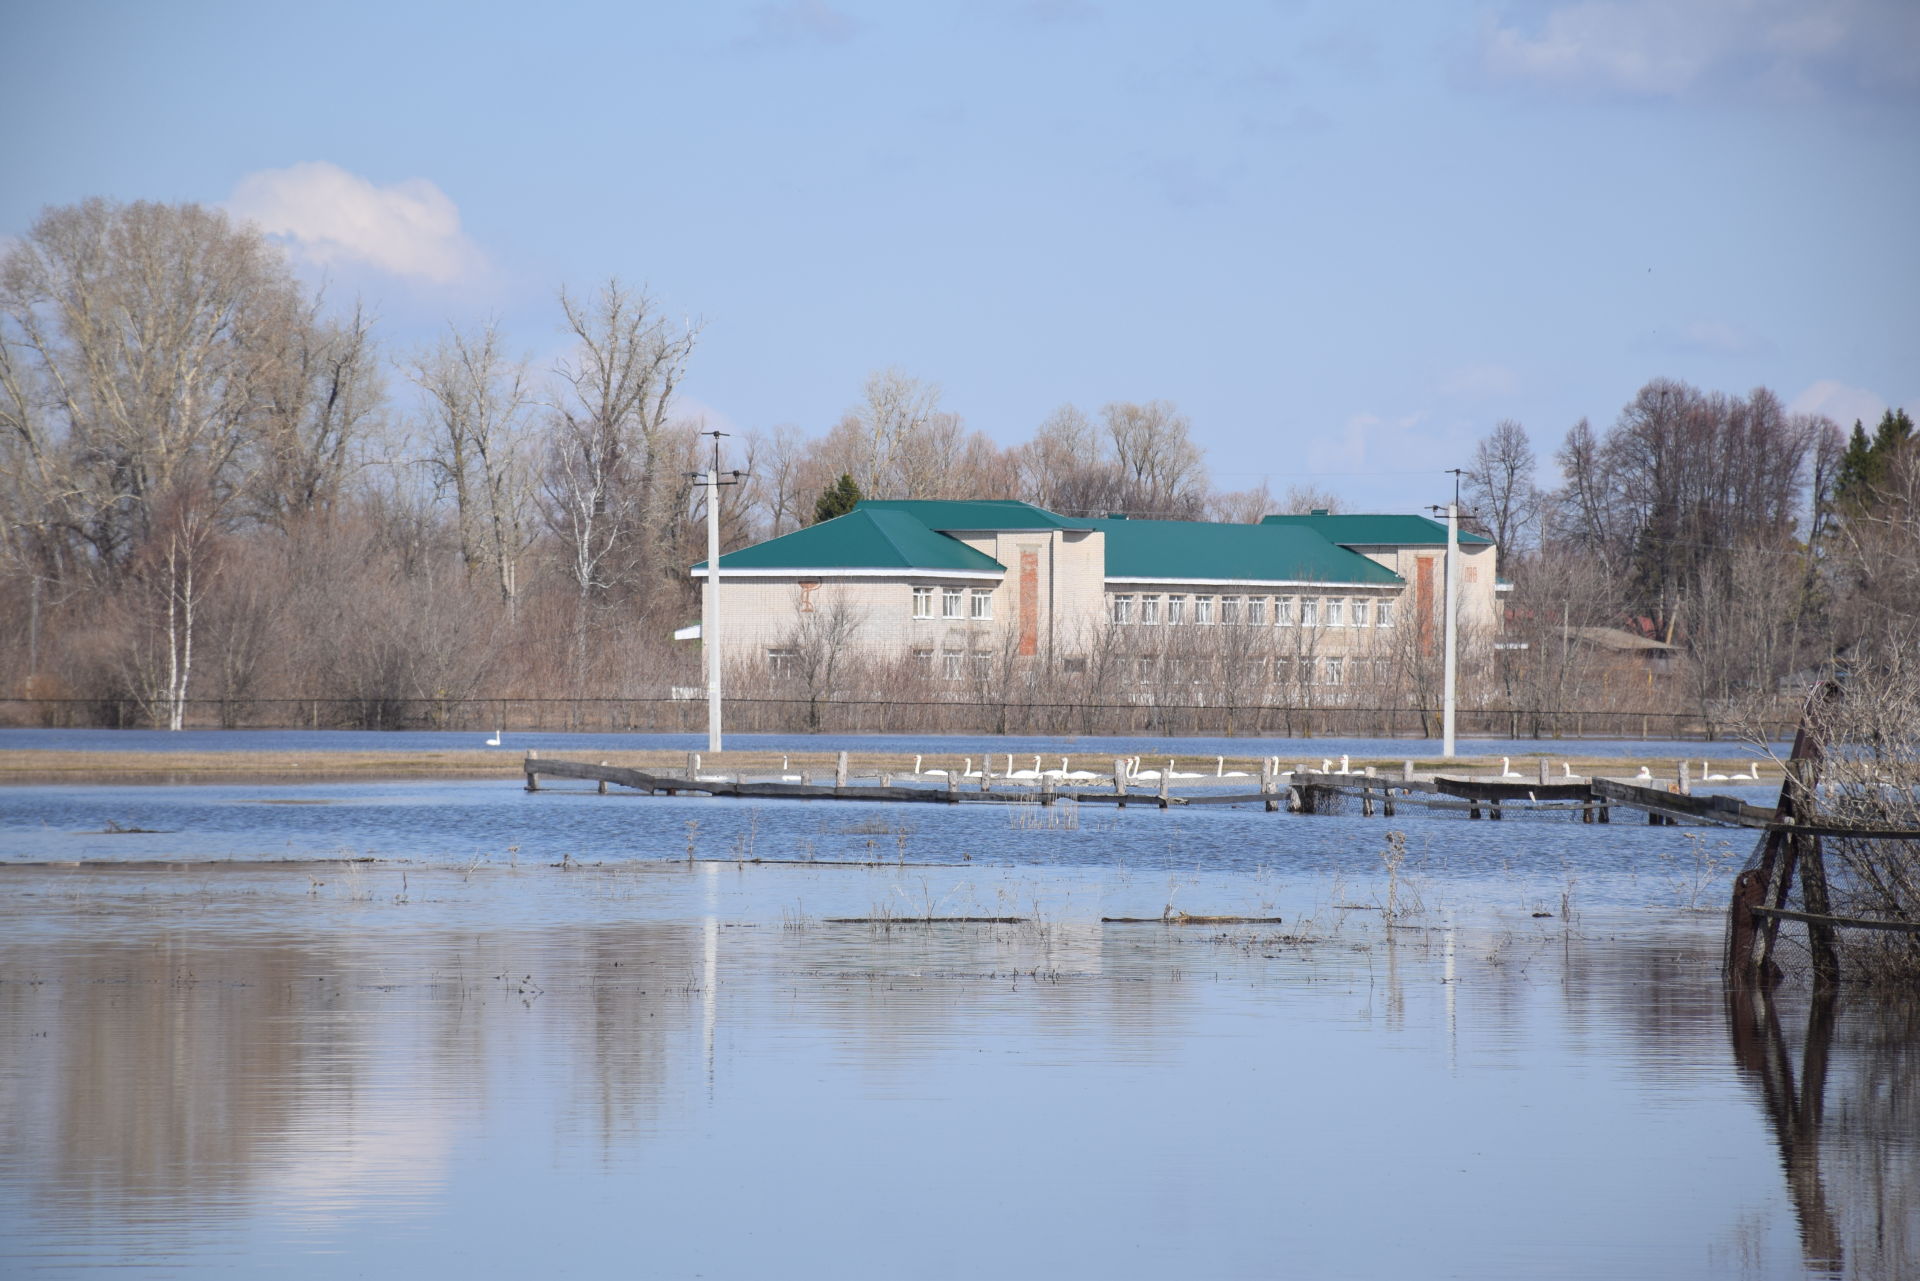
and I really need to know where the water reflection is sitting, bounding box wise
[1727,986,1919,1279]
[0,866,1913,1278]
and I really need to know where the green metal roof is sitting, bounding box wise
[692,507,1005,574]
[856,499,1093,531]
[1087,517,1402,585]
[1259,512,1492,546]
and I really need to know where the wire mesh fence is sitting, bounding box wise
[0,694,1801,741]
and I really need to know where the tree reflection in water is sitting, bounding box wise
[1727,984,1919,1279]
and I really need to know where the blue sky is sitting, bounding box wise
[5,0,1916,511]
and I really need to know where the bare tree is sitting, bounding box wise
[0,199,303,567]
[120,482,220,729]
[776,588,862,730]
[1102,399,1206,517]
[409,323,537,614]
[848,367,940,499]
[1010,404,1120,516]
[1207,479,1275,524]
[1463,418,1539,556]
[1278,483,1344,514]
[244,298,385,530]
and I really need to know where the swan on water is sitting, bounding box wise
[1733,764,1760,781]
[485,730,502,746]
[1009,755,1042,781]
[1500,757,1524,778]
[1703,760,1729,781]
[1635,766,1653,781]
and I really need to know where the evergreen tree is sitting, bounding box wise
[812,473,862,525]
[1833,408,1915,514]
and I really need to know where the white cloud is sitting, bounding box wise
[1788,379,1887,427]
[228,162,483,284]
[1479,0,1920,99]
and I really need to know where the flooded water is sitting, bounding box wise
[1,775,1911,1278]
[0,726,1783,762]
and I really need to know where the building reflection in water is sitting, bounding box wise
[0,892,1914,1276]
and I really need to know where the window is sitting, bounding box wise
[1324,656,1343,685]
[1109,593,1135,624]
[1063,656,1088,675]
[1166,594,1186,625]
[1247,596,1267,626]
[942,588,963,619]
[1246,657,1268,685]
[1194,595,1215,625]
[1299,596,1319,628]
[1140,594,1161,625]
[1325,598,1345,627]
[767,648,797,676]
[1274,656,1293,685]
[913,648,933,671]
[971,652,992,679]
[1220,595,1242,625]
[912,587,934,619]
[1376,599,1395,628]
[942,650,964,680]
[1135,656,1156,684]
[1274,595,1294,626]
[1351,599,1370,628]
[970,588,993,620]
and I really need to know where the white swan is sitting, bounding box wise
[913,755,923,776]
[1703,759,1729,782]
[1635,766,1653,781]
[1562,763,1577,780]
[1500,756,1523,779]
[1218,754,1248,778]
[961,757,982,778]
[1733,763,1760,781]
[1320,758,1333,774]
[485,730,502,746]
[1009,755,1042,781]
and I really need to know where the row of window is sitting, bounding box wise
[1126,654,1394,687]
[770,647,1391,687]
[914,648,993,680]
[912,586,993,621]
[1108,592,1393,629]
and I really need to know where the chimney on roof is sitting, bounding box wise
[1310,507,1330,516]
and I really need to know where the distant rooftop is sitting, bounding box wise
[1086,516,1401,586]
[693,507,1004,575]
[1259,511,1493,546]
[856,499,1093,532]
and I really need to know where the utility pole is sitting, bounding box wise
[691,432,748,754]
[1436,471,1465,760]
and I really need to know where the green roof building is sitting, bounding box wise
[692,500,1501,684]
